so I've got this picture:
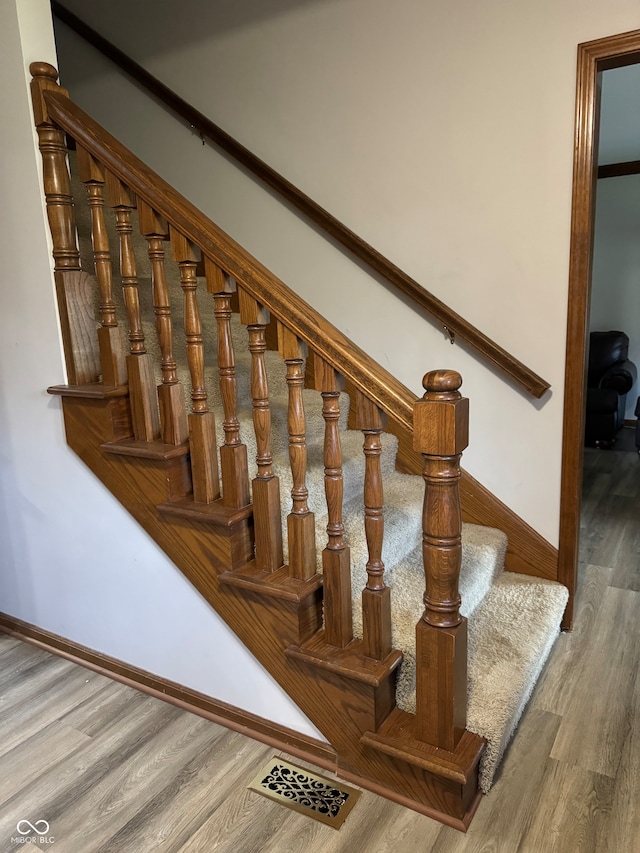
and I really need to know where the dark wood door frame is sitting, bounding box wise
[559,29,640,628]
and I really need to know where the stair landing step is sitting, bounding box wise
[219,562,322,603]
[158,496,253,527]
[287,631,403,687]
[102,438,189,460]
[361,707,484,785]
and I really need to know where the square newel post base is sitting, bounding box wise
[127,353,160,441]
[98,325,128,387]
[415,617,467,753]
[252,476,284,572]
[362,586,392,661]
[322,546,352,648]
[287,512,316,580]
[220,443,250,509]
[157,382,188,445]
[189,412,220,503]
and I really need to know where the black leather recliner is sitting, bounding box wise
[585,331,637,447]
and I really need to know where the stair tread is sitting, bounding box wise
[48,382,128,398]
[361,707,484,783]
[219,562,322,602]
[465,573,569,792]
[102,438,189,460]
[287,630,402,687]
[158,495,253,526]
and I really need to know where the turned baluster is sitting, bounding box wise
[239,288,283,571]
[137,199,188,445]
[315,356,352,648]
[413,370,468,752]
[171,230,220,502]
[105,172,145,356]
[205,258,250,508]
[29,62,100,385]
[76,146,127,387]
[279,323,316,580]
[105,172,160,440]
[354,391,391,660]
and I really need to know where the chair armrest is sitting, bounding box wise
[599,359,637,395]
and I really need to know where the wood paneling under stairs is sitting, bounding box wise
[0,444,636,850]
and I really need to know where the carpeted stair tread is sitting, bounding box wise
[466,574,568,791]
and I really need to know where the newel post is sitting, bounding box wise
[413,369,468,752]
[30,62,101,385]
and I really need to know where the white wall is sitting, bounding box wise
[591,175,640,419]
[0,0,320,741]
[53,0,640,546]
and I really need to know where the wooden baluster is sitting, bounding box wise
[104,174,145,356]
[171,229,220,503]
[278,323,316,580]
[205,258,250,509]
[354,391,391,660]
[315,356,352,648]
[105,172,160,441]
[29,62,100,385]
[137,199,188,445]
[239,288,283,571]
[76,146,127,387]
[413,370,468,752]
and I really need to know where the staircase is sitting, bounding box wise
[31,62,568,830]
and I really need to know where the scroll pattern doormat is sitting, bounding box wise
[248,757,361,828]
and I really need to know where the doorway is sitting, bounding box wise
[559,29,640,628]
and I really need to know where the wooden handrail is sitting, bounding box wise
[42,84,418,435]
[597,159,640,179]
[51,2,550,399]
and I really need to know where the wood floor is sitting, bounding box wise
[1,444,638,851]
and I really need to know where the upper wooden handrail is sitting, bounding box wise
[597,159,640,179]
[40,81,417,434]
[51,2,550,399]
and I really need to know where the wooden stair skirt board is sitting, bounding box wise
[51,388,484,829]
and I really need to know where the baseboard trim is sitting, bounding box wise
[0,611,336,771]
[0,614,483,826]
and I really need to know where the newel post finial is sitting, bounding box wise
[423,368,463,396]
[29,61,59,81]
[30,62,68,127]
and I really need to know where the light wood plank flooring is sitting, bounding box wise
[1,446,638,851]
